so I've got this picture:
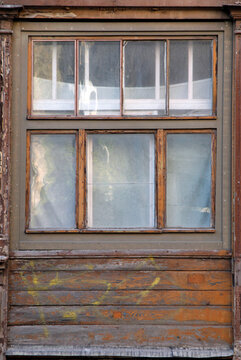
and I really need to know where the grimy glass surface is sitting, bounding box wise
[29,134,76,229]
[87,134,155,228]
[169,40,213,116]
[78,41,120,115]
[33,41,75,115]
[166,134,212,228]
[124,41,166,115]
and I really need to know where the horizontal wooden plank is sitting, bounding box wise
[9,258,231,272]
[9,289,232,306]
[5,344,234,358]
[9,271,232,291]
[0,0,233,8]
[8,306,232,326]
[8,325,233,347]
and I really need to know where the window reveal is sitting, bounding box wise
[25,130,216,232]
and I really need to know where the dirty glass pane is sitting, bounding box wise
[166,134,212,228]
[169,40,213,116]
[29,134,76,229]
[33,41,75,115]
[124,41,166,115]
[78,41,120,115]
[87,134,155,228]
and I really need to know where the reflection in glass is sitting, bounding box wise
[87,134,155,228]
[33,41,75,115]
[78,41,120,115]
[166,134,212,228]
[29,134,76,229]
[169,40,213,116]
[124,41,166,115]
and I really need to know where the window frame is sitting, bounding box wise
[10,20,231,251]
[27,36,217,120]
[25,128,216,234]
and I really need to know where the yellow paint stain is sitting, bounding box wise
[147,256,160,270]
[33,274,39,285]
[49,272,62,287]
[93,283,112,306]
[86,264,94,270]
[63,311,77,320]
[29,260,35,268]
[43,326,49,338]
[137,277,161,305]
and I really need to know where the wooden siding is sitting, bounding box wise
[8,257,233,353]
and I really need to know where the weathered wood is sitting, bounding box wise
[10,249,232,258]
[8,324,233,347]
[5,344,234,358]
[9,258,231,272]
[9,289,232,306]
[9,305,232,325]
[9,270,232,291]
[0,0,237,8]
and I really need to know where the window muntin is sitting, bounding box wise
[26,130,216,232]
[29,38,216,118]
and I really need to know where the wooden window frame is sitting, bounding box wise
[25,129,216,234]
[27,36,217,120]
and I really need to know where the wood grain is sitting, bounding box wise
[8,325,233,347]
[9,258,231,272]
[9,305,232,325]
[9,270,232,291]
[9,289,231,306]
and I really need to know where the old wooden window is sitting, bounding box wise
[29,38,216,118]
[10,21,231,250]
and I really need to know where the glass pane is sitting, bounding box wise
[33,41,75,116]
[87,134,155,228]
[124,41,166,115]
[29,134,76,229]
[166,134,212,228]
[78,41,120,115]
[169,40,213,116]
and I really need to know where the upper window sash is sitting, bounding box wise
[28,37,217,119]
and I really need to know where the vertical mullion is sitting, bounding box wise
[27,39,33,116]
[155,41,161,102]
[166,40,169,116]
[52,41,57,100]
[211,131,216,229]
[188,40,193,101]
[157,129,166,229]
[212,38,217,115]
[25,131,31,230]
[78,129,86,229]
[120,40,124,116]
[149,135,155,227]
[87,135,93,228]
[75,40,78,117]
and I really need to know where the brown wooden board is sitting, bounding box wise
[9,258,231,272]
[0,0,238,7]
[8,305,232,326]
[9,289,232,306]
[8,324,233,347]
[9,271,232,291]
